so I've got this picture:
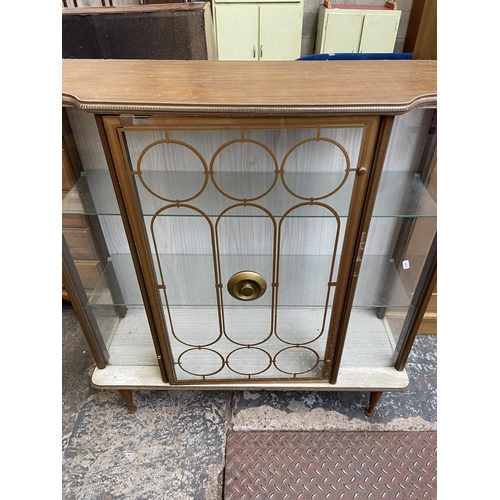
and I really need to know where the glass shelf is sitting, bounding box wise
[88,253,411,309]
[62,170,436,219]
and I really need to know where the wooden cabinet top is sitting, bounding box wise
[62,59,437,115]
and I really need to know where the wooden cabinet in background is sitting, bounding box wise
[62,3,217,60]
[404,0,437,59]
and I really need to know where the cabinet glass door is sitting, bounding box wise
[103,116,380,384]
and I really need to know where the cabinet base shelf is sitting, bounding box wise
[92,364,409,391]
[103,306,406,382]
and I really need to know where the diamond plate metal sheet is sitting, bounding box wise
[224,431,436,499]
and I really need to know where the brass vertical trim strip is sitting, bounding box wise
[115,124,178,383]
[62,236,109,368]
[393,235,437,370]
[116,129,178,382]
[329,116,395,384]
[320,118,380,379]
[95,115,170,383]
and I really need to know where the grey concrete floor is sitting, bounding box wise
[62,301,436,500]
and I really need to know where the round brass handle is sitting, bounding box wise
[227,271,267,301]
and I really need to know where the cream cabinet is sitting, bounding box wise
[214,0,303,60]
[62,59,436,416]
[315,5,401,54]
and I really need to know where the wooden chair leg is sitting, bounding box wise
[365,391,383,417]
[118,390,137,414]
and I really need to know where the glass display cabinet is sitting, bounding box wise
[62,59,437,415]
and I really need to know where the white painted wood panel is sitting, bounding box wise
[359,11,400,53]
[259,4,303,60]
[215,5,259,60]
[323,10,364,53]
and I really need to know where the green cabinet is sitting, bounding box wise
[214,0,303,60]
[315,5,401,54]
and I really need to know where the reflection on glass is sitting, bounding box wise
[342,109,437,368]
[121,121,365,381]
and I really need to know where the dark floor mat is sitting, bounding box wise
[224,431,436,499]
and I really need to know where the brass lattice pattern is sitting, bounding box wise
[225,431,437,499]
[121,122,366,382]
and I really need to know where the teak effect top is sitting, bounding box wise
[62,59,437,115]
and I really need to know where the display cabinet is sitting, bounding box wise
[62,59,437,415]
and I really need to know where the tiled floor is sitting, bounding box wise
[62,301,436,500]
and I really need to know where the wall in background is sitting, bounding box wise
[62,0,414,57]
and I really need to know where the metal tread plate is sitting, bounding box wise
[224,431,436,499]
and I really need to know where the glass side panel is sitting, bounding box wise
[62,211,119,350]
[62,171,120,215]
[62,213,103,300]
[65,108,156,366]
[342,109,437,369]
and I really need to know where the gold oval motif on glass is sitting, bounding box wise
[177,348,225,378]
[137,139,209,203]
[273,346,320,376]
[210,139,279,202]
[281,138,350,200]
[226,347,272,376]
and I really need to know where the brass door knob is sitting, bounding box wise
[227,271,267,301]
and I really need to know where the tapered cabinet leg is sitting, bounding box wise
[365,391,384,417]
[119,390,137,414]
